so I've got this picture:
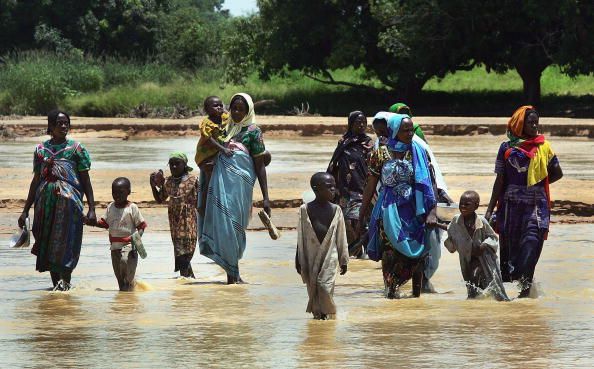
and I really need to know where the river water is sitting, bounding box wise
[0,226,592,368]
[0,134,593,368]
[1,135,594,178]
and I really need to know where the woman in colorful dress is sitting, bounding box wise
[359,113,437,298]
[485,106,563,298]
[198,93,271,284]
[327,110,373,256]
[18,110,96,291]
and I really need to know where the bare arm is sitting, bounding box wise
[79,170,96,225]
[254,155,271,216]
[150,184,167,203]
[358,174,379,234]
[295,248,301,274]
[150,173,168,203]
[485,174,505,221]
[208,137,233,156]
[18,173,41,228]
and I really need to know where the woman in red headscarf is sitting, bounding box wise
[485,106,563,298]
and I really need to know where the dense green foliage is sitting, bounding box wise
[257,0,594,105]
[0,0,592,115]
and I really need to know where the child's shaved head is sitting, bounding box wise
[310,172,334,190]
[460,190,480,205]
[112,177,131,191]
[203,96,221,110]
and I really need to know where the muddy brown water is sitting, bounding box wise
[0,134,593,368]
[0,226,592,368]
[1,135,594,178]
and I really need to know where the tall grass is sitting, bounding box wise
[1,51,593,117]
[0,51,179,114]
[424,66,594,96]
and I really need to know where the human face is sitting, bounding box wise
[396,118,414,144]
[50,113,70,139]
[523,112,539,138]
[372,119,389,138]
[315,175,337,202]
[351,114,367,135]
[205,98,224,118]
[459,195,479,218]
[112,183,130,206]
[168,158,186,177]
[230,98,248,123]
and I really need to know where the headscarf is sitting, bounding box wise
[326,111,372,182]
[346,110,365,137]
[505,106,554,187]
[169,151,194,172]
[389,102,412,116]
[366,113,436,260]
[386,113,412,152]
[225,93,256,141]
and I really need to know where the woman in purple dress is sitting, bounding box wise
[485,106,563,298]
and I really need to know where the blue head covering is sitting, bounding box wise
[387,114,411,152]
[366,113,436,260]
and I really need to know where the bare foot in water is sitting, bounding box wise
[227,274,247,284]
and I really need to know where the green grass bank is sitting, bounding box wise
[1,52,593,117]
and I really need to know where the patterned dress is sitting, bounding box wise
[327,134,373,247]
[164,174,199,264]
[198,124,264,278]
[31,139,91,273]
[367,146,434,297]
[494,142,559,283]
[229,125,266,157]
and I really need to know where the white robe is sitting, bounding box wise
[297,204,349,316]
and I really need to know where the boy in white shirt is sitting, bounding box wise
[97,177,147,291]
[439,190,509,301]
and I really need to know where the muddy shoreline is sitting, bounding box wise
[1,116,592,224]
[2,115,594,138]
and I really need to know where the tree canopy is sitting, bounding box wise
[0,0,592,106]
[257,0,594,105]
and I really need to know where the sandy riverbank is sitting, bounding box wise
[2,115,594,137]
[1,119,592,228]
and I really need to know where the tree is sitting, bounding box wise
[257,0,594,105]
[256,0,475,100]
[466,0,594,106]
[155,0,229,69]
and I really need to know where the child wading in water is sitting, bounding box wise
[195,96,233,216]
[150,152,199,278]
[296,172,349,320]
[439,191,509,301]
[96,177,147,291]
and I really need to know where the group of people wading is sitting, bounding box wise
[18,95,563,317]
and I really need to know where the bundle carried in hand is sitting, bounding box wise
[258,210,281,240]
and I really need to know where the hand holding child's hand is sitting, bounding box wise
[85,209,97,226]
[340,264,347,275]
[425,213,438,228]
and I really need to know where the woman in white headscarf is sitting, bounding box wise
[198,93,271,284]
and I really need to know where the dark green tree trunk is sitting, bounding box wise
[515,63,548,108]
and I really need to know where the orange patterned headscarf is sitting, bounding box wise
[507,105,535,138]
